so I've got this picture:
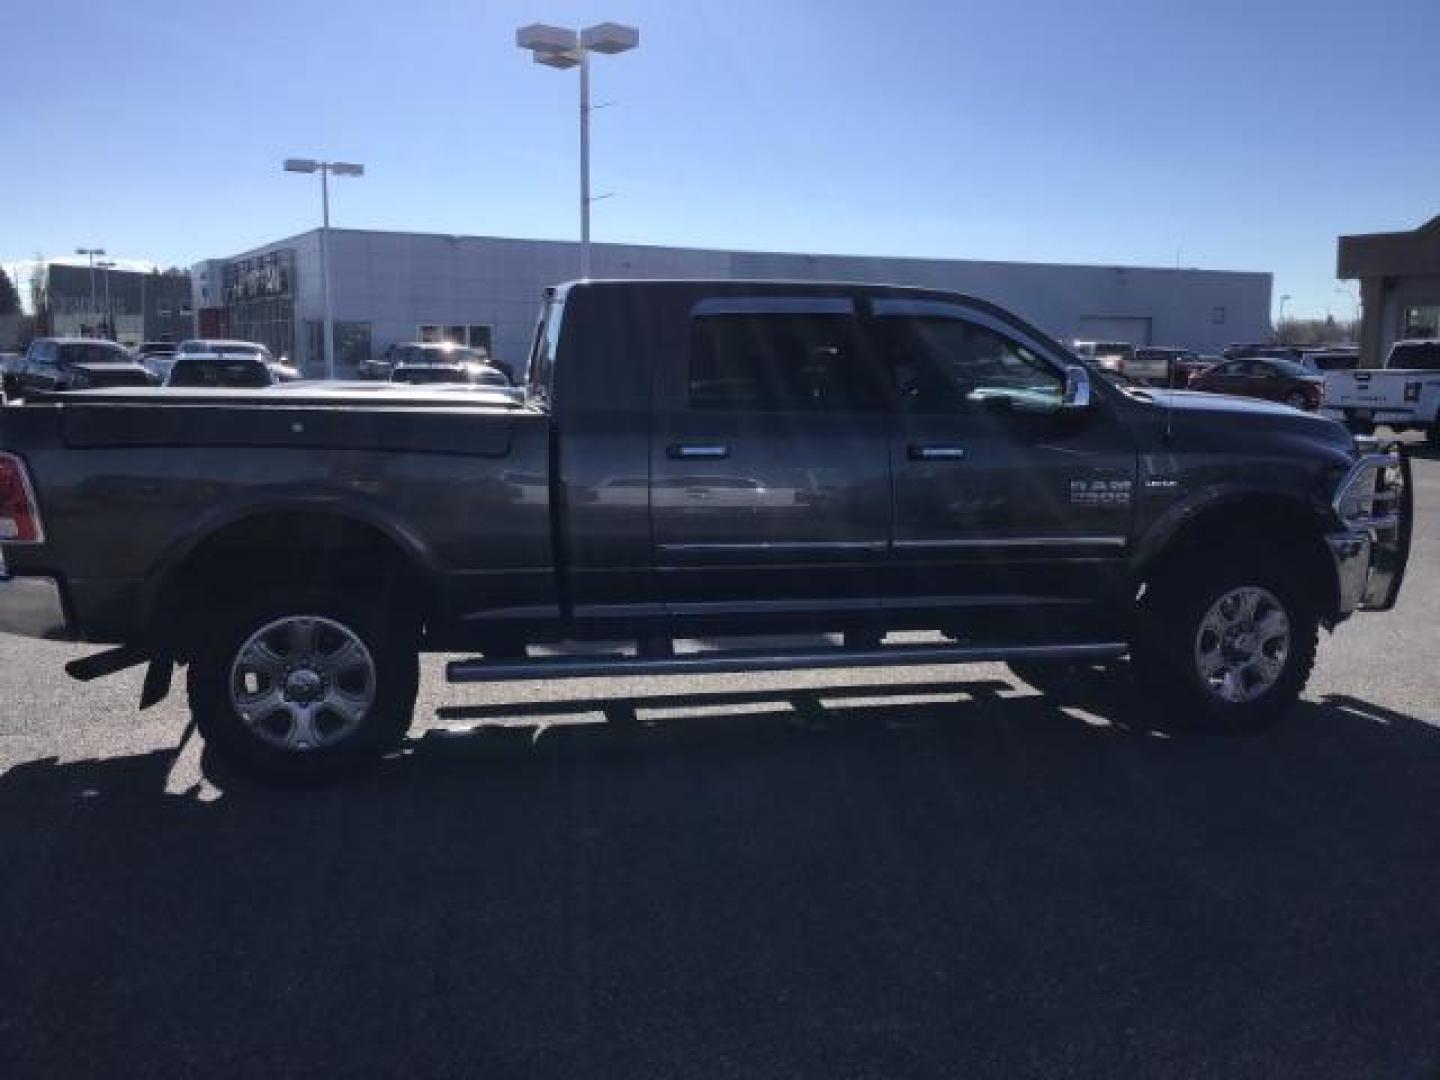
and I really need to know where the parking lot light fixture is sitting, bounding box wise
[517,21,640,278]
[281,159,365,378]
[75,247,105,333]
[95,259,116,340]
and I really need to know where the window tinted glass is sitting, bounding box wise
[1264,359,1310,378]
[525,297,562,403]
[168,358,273,387]
[1390,343,1440,368]
[59,342,130,365]
[879,314,1063,413]
[688,311,876,412]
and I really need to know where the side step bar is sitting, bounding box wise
[448,640,1128,684]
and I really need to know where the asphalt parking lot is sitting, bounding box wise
[2,450,1437,1079]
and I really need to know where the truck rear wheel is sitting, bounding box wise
[1132,558,1317,733]
[187,590,419,783]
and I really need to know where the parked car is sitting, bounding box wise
[0,279,1412,782]
[1322,339,1440,444]
[1297,347,1359,375]
[166,352,278,388]
[10,337,158,395]
[389,345,509,387]
[1071,340,1140,379]
[135,341,179,382]
[369,343,508,384]
[1187,357,1324,410]
[174,339,276,369]
[1133,346,1202,388]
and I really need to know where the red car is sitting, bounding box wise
[1187,357,1324,411]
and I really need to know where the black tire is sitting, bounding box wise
[1132,556,1317,733]
[187,588,419,783]
[1428,424,1440,452]
[1346,419,1375,436]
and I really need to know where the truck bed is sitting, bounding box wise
[0,384,556,644]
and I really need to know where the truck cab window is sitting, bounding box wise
[527,295,565,405]
[688,312,876,412]
[879,313,1063,414]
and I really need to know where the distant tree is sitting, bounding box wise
[1275,316,1357,346]
[0,265,19,316]
[29,258,50,336]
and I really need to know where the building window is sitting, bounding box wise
[158,303,172,318]
[1211,306,1227,324]
[307,321,373,372]
[1402,306,1440,339]
[179,300,193,317]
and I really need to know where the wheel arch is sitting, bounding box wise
[1132,490,1340,623]
[142,494,440,657]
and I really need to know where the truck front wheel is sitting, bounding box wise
[187,590,419,783]
[1132,558,1318,732]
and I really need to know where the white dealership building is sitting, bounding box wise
[194,228,1272,376]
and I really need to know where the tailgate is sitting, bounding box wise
[1324,370,1409,409]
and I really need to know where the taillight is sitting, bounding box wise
[0,453,44,544]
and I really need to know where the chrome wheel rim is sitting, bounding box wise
[1193,587,1291,704]
[229,616,376,752]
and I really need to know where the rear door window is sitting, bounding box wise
[687,298,882,413]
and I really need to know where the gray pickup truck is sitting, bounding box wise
[0,280,1413,780]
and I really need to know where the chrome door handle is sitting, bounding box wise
[668,444,730,460]
[908,445,967,461]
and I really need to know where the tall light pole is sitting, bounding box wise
[96,259,116,340]
[283,158,365,378]
[517,22,639,279]
[76,246,105,336]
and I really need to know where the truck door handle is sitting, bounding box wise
[908,444,967,461]
[668,444,730,460]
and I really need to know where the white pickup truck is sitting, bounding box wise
[1323,339,1440,446]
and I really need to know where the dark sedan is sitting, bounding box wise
[11,338,158,396]
[1187,357,1324,410]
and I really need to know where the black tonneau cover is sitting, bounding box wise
[23,385,530,457]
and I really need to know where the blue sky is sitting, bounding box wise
[3,0,1437,319]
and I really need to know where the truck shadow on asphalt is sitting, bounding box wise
[3,678,1440,1078]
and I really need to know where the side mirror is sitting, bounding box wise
[1062,365,1093,410]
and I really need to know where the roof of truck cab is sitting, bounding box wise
[558,278,1075,354]
[559,277,1042,321]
